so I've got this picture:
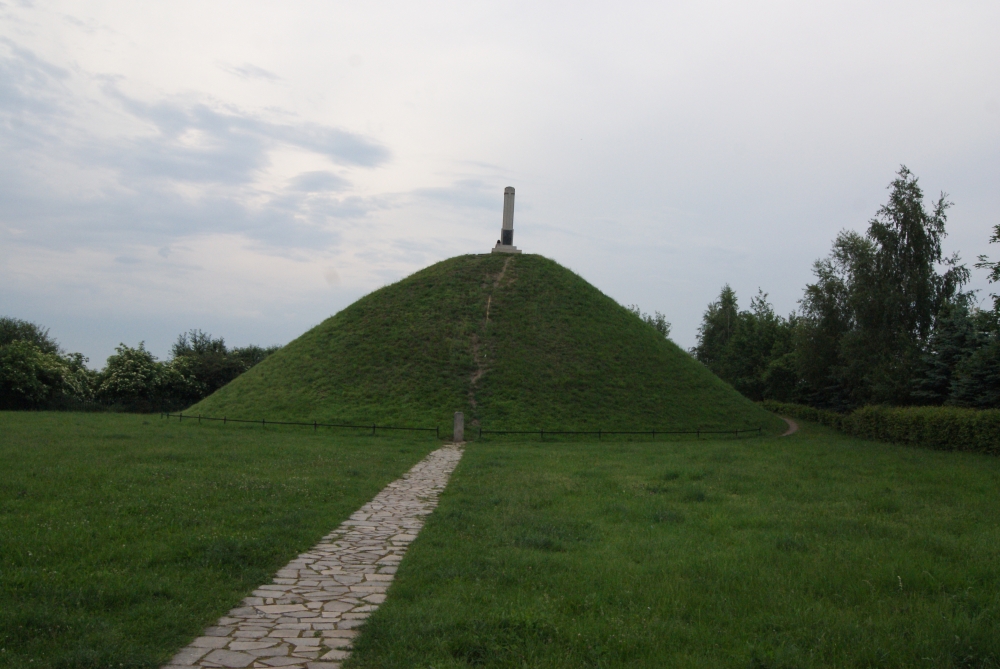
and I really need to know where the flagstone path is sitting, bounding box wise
[163,444,465,669]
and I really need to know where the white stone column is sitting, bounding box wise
[492,186,521,254]
[501,187,515,238]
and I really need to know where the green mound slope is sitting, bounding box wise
[190,254,784,435]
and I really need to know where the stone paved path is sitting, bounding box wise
[163,444,464,669]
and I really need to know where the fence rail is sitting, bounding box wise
[161,412,439,437]
[161,412,764,442]
[478,427,763,440]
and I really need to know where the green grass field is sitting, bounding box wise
[347,422,1000,668]
[4,413,999,668]
[0,412,437,669]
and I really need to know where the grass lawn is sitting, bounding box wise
[0,411,438,669]
[347,422,1000,668]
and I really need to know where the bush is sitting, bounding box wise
[762,400,1000,455]
[0,341,59,408]
[0,341,96,410]
[95,342,195,412]
[94,336,275,412]
[0,317,279,413]
[169,330,280,405]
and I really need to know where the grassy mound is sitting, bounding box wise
[191,254,783,435]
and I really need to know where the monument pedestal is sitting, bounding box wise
[491,243,521,254]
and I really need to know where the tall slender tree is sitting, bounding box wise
[797,166,969,407]
[977,222,1000,313]
[694,284,738,373]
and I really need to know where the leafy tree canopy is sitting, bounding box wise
[693,167,998,410]
[797,166,969,406]
[0,316,61,354]
[693,287,796,402]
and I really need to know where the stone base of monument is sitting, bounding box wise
[491,243,522,254]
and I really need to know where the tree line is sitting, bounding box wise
[0,323,279,412]
[694,166,1000,410]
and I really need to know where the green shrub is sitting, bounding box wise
[168,330,279,406]
[0,341,59,408]
[95,342,199,412]
[0,341,96,410]
[762,400,1000,455]
[0,317,98,409]
[0,317,277,413]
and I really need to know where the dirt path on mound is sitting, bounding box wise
[484,256,512,324]
[780,417,799,436]
[468,256,514,409]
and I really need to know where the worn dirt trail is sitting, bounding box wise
[780,417,799,436]
[468,256,514,410]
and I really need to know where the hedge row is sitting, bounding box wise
[761,401,1000,456]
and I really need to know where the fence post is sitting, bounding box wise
[198,414,201,424]
[598,429,601,441]
[223,416,226,424]
[262,418,265,428]
[540,429,544,441]
[314,421,317,432]
[179,413,183,422]
[437,426,440,439]
[696,428,699,438]
[453,412,464,442]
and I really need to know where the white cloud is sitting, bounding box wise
[221,62,281,82]
[0,0,998,366]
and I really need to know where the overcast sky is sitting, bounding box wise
[2,0,998,366]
